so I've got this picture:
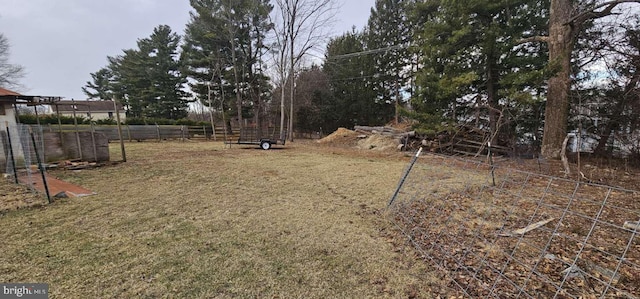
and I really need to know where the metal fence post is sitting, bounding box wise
[388,147,423,207]
[5,121,18,184]
[29,127,51,203]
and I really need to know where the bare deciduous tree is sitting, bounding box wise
[0,33,24,89]
[272,0,337,141]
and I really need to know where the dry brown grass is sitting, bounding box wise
[0,141,435,298]
[0,177,44,212]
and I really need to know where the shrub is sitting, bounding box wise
[94,118,117,125]
[125,117,210,127]
[18,114,88,125]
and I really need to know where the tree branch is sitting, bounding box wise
[517,36,550,45]
[566,0,640,26]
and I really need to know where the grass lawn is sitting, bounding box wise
[0,141,435,298]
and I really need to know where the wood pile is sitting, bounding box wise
[355,126,401,136]
[355,125,513,156]
[415,126,512,156]
[56,160,100,170]
[354,126,416,150]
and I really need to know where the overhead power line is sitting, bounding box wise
[327,44,409,60]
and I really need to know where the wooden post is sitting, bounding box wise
[55,104,63,147]
[113,98,126,162]
[88,104,97,162]
[13,103,20,124]
[126,125,132,142]
[34,105,41,127]
[156,124,161,142]
[207,82,217,141]
[71,98,83,160]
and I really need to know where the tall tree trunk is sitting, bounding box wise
[232,52,243,130]
[228,23,243,131]
[289,70,294,141]
[483,26,500,145]
[253,79,259,125]
[287,2,299,142]
[487,56,499,145]
[487,76,498,145]
[280,79,286,138]
[288,14,296,142]
[541,0,576,159]
[395,79,400,124]
[278,47,286,138]
[255,35,263,136]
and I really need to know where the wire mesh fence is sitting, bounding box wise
[388,150,640,298]
[2,124,45,194]
[41,124,240,141]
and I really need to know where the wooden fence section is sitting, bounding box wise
[41,124,240,142]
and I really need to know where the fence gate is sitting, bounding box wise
[388,150,640,298]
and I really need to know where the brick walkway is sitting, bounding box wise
[18,172,95,198]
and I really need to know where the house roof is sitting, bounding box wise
[54,100,124,112]
[0,87,21,96]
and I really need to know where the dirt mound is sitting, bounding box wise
[318,128,400,152]
[317,128,360,147]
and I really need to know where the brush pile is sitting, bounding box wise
[320,125,512,156]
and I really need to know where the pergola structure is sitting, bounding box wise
[0,87,126,162]
[0,87,62,126]
[0,87,61,105]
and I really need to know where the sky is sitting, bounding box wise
[0,0,376,100]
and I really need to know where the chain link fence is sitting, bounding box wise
[388,150,640,298]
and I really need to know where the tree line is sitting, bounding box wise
[78,0,639,159]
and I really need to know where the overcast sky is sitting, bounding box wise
[0,0,376,100]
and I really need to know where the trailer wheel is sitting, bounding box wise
[260,141,271,150]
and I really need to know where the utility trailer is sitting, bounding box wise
[231,127,286,150]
